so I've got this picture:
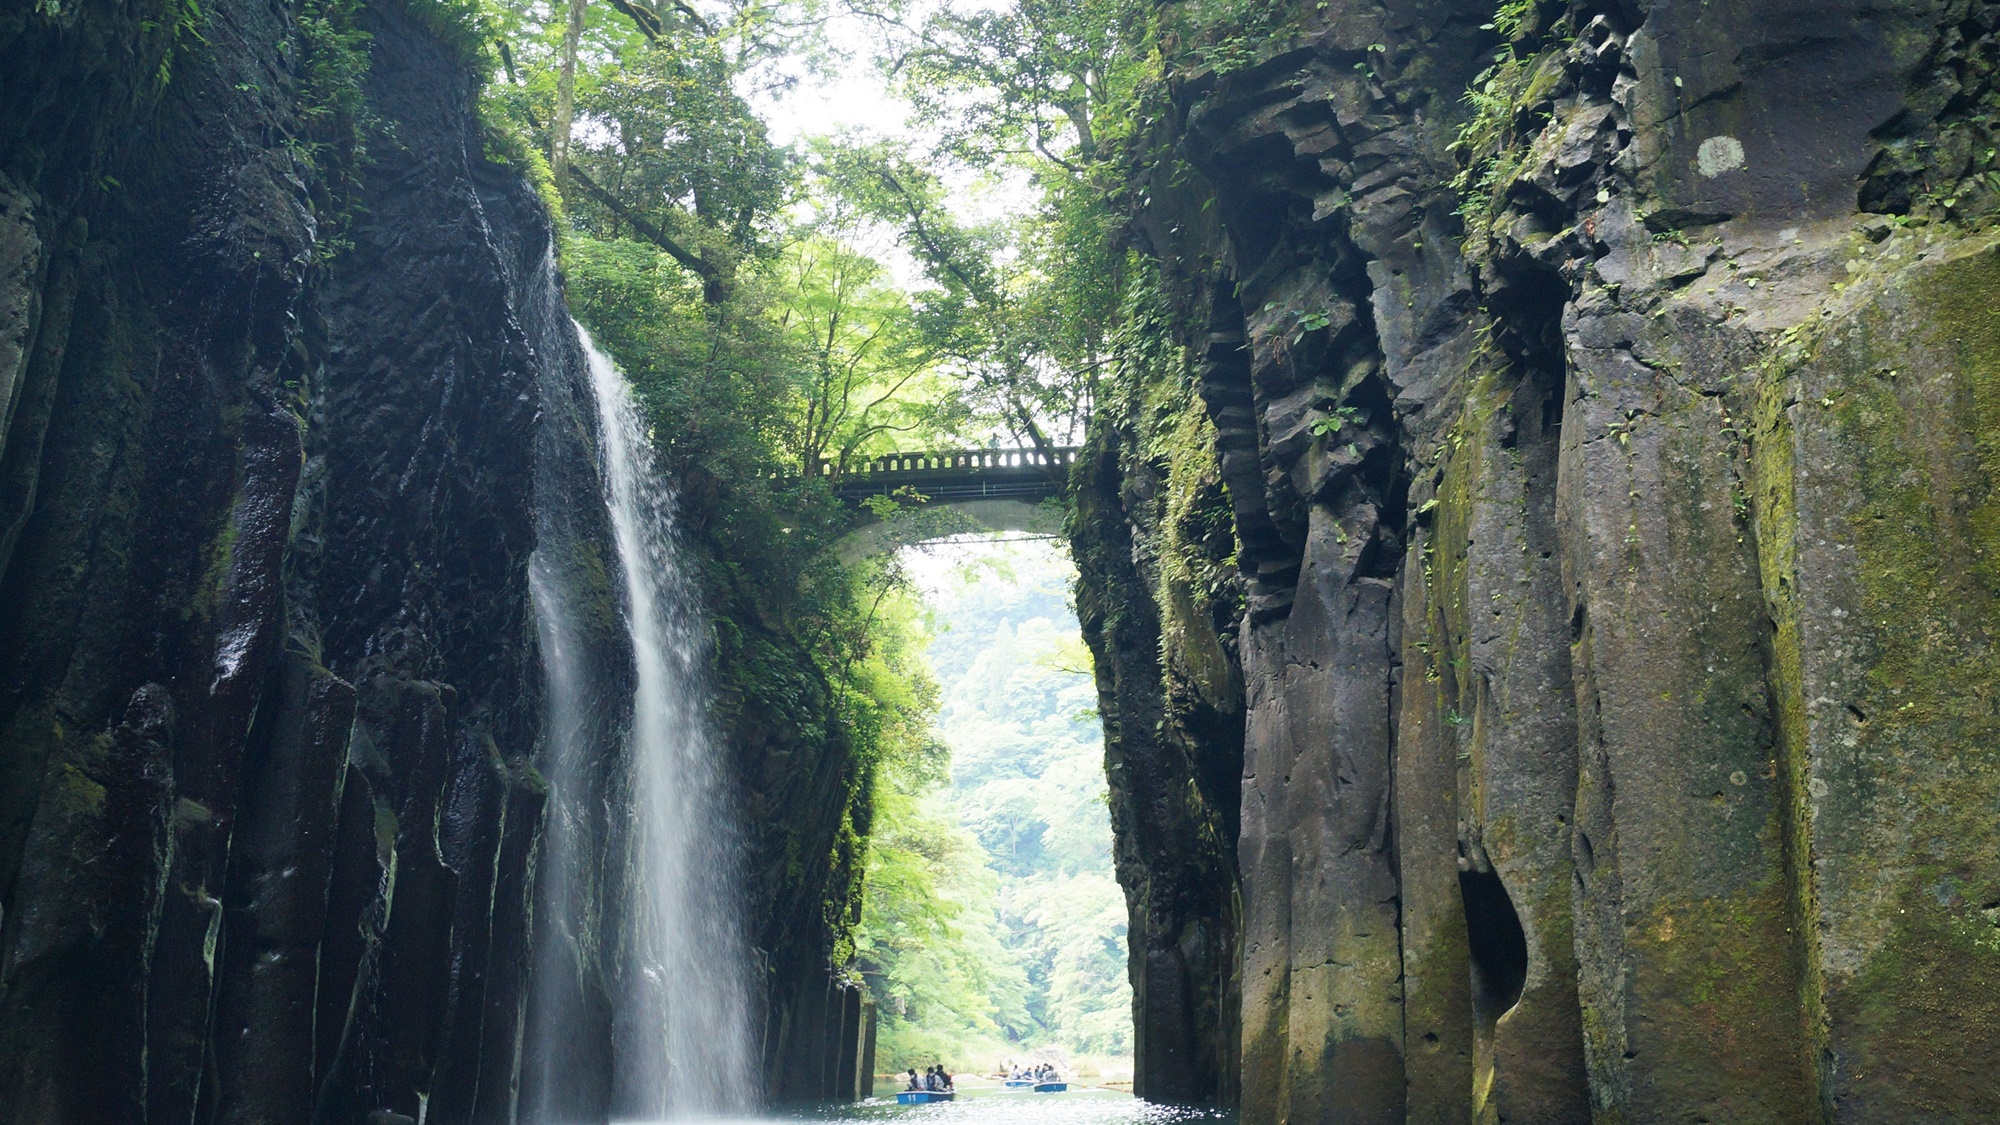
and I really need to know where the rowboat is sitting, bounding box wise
[896,1090,956,1104]
[1003,1079,1035,1089]
[1033,1081,1068,1092]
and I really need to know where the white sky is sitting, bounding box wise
[733,0,1050,445]
[748,13,912,147]
[741,1,1032,243]
[746,0,1009,148]
[899,533,1069,599]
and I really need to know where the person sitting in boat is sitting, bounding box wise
[941,1068,954,1090]
[906,1069,922,1091]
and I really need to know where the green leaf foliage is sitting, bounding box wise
[857,542,1131,1068]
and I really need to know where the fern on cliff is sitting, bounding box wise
[1448,0,1569,246]
[295,0,374,258]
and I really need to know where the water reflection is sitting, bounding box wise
[619,1082,1235,1125]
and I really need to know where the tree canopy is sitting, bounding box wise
[462,0,1185,1072]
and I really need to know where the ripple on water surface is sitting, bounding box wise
[621,1082,1236,1125]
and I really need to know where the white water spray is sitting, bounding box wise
[584,321,754,1117]
[531,321,755,1120]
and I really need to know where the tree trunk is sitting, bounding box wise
[551,0,588,180]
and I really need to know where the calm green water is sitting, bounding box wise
[624,1080,1235,1125]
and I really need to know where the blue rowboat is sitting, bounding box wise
[1033,1082,1068,1093]
[1003,1079,1035,1089]
[896,1090,955,1104]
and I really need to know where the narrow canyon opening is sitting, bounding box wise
[850,533,1134,1090]
[5,0,1999,1120]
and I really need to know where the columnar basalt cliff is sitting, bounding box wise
[1072,275,1248,1106]
[0,1,869,1121]
[1078,0,2000,1120]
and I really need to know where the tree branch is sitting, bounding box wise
[566,164,729,302]
[1031,126,1086,176]
[606,0,668,39]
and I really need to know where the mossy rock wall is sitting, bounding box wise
[0,1,871,1119]
[1069,263,1246,1104]
[1076,0,2000,1120]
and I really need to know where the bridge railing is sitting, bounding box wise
[804,447,1083,477]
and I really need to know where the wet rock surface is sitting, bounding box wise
[1072,404,1244,1107]
[0,1,866,1120]
[1077,0,2000,1120]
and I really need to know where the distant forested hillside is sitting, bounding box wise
[855,539,1130,1069]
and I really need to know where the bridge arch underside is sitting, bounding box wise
[833,495,1066,563]
[824,446,1078,562]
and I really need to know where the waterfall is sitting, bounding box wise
[528,321,755,1121]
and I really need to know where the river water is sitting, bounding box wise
[615,1083,1235,1125]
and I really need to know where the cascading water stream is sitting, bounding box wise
[529,321,755,1121]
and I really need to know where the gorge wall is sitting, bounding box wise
[1078,0,2000,1120]
[0,1,869,1120]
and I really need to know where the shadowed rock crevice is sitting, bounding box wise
[1457,862,1527,1026]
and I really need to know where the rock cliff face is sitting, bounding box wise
[1072,284,1247,1106]
[0,2,867,1121]
[1079,0,2000,1120]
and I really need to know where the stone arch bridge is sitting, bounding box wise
[813,446,1081,559]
